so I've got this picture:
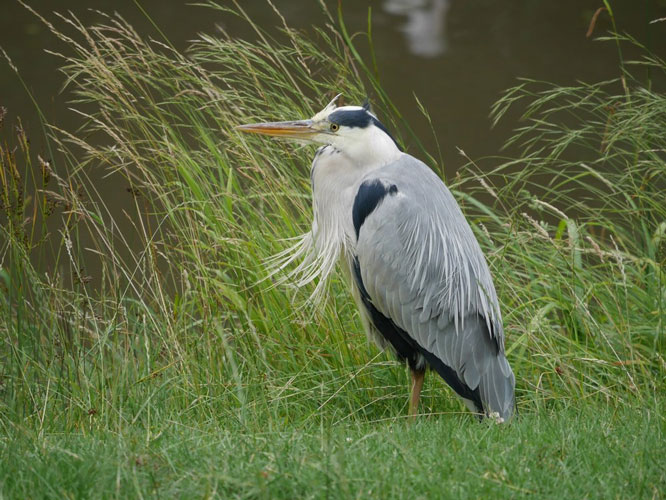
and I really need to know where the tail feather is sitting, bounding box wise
[478,352,515,421]
[413,313,516,421]
[450,315,516,421]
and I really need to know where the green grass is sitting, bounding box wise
[3,402,664,499]
[1,2,665,498]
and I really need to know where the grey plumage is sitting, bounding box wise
[350,157,515,420]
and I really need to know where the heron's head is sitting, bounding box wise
[237,94,401,168]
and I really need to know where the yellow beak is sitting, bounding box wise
[236,119,317,139]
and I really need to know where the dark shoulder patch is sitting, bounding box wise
[352,180,398,239]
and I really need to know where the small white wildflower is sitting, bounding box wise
[488,411,504,424]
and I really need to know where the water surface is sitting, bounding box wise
[1,1,664,283]
[3,1,663,168]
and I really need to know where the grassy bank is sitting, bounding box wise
[1,2,664,497]
[2,403,664,498]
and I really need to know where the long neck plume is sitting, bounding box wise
[266,146,360,303]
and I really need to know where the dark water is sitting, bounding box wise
[3,0,665,170]
[1,1,665,286]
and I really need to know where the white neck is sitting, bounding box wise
[336,125,401,169]
[287,124,402,300]
[310,147,360,257]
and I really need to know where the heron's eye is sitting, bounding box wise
[329,123,339,132]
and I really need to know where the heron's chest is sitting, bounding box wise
[310,149,362,252]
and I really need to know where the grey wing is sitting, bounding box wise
[353,155,515,419]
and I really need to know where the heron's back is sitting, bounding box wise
[350,154,515,419]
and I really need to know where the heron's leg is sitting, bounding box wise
[408,369,425,418]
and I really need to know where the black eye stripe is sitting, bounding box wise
[327,108,402,151]
[328,109,371,128]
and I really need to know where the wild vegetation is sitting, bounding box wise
[1,2,664,497]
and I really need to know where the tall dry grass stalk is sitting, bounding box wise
[0,3,663,436]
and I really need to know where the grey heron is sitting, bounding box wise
[238,94,515,421]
